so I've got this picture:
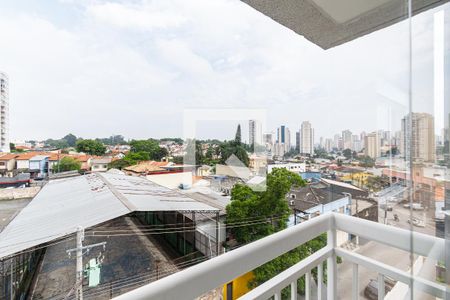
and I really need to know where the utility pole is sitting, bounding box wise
[66,226,106,300]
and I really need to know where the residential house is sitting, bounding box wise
[123,161,168,176]
[16,152,39,171]
[90,157,112,172]
[29,155,49,178]
[0,154,18,176]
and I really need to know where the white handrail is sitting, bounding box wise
[114,213,331,300]
[239,246,332,300]
[113,213,446,300]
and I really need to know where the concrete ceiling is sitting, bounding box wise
[241,0,449,49]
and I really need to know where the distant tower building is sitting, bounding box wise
[401,113,435,162]
[263,132,274,155]
[364,132,381,159]
[300,121,314,156]
[324,138,333,152]
[333,134,341,150]
[295,131,300,152]
[352,135,362,152]
[360,131,367,144]
[0,72,9,152]
[342,130,352,150]
[249,120,262,148]
[276,125,291,157]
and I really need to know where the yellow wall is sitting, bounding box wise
[222,272,254,300]
[341,172,372,187]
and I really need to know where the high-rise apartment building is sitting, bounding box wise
[275,125,291,157]
[249,120,262,147]
[364,132,381,159]
[342,130,352,150]
[351,135,362,152]
[324,138,333,152]
[0,73,9,153]
[263,132,274,155]
[401,113,436,162]
[295,131,300,152]
[300,121,314,156]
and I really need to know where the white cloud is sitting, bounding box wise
[86,2,186,30]
[0,0,446,141]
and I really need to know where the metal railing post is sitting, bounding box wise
[318,263,323,300]
[377,273,385,300]
[290,280,297,300]
[352,263,359,300]
[327,228,337,300]
[305,271,311,300]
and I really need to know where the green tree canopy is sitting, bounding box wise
[129,139,167,160]
[46,139,69,149]
[63,133,78,147]
[235,124,242,145]
[342,148,352,160]
[53,157,81,173]
[219,141,249,167]
[76,139,106,156]
[226,168,329,296]
[96,135,126,145]
[123,151,150,165]
[108,159,130,170]
[357,155,375,168]
[226,168,305,244]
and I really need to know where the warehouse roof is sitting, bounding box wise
[0,172,217,258]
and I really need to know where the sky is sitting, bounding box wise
[0,0,449,142]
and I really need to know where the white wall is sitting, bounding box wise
[146,172,193,189]
[17,160,29,169]
[268,163,306,173]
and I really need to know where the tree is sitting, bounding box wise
[46,139,69,149]
[52,157,81,173]
[129,139,167,160]
[76,139,106,156]
[358,156,375,168]
[123,151,150,165]
[160,137,183,145]
[63,133,77,147]
[235,124,242,145]
[226,168,305,243]
[108,159,131,170]
[219,141,249,167]
[97,135,126,145]
[342,148,352,160]
[386,147,398,156]
[226,168,327,296]
[366,175,390,192]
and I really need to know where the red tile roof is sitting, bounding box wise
[0,154,19,160]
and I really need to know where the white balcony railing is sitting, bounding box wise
[114,213,447,300]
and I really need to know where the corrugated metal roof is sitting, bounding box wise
[99,173,217,212]
[0,173,217,258]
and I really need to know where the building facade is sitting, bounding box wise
[300,121,314,156]
[342,130,352,150]
[0,72,9,152]
[401,113,436,163]
[364,132,380,159]
[275,125,291,157]
[248,120,262,148]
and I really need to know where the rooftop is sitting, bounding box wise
[0,172,218,258]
